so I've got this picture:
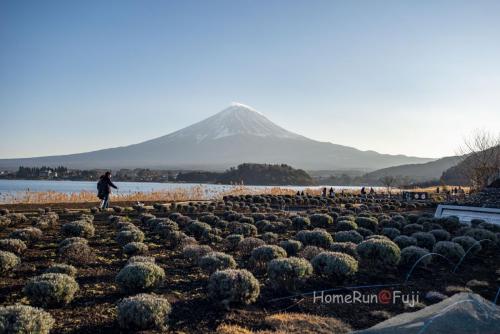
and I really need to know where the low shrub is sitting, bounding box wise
[432,241,465,263]
[250,245,287,269]
[260,232,279,244]
[223,234,244,251]
[452,236,482,254]
[336,220,358,231]
[58,237,88,249]
[356,227,373,238]
[58,240,94,265]
[430,229,450,242]
[330,242,358,259]
[198,252,237,274]
[411,232,436,250]
[295,229,333,249]
[279,240,303,256]
[116,229,145,246]
[229,222,258,237]
[44,263,77,277]
[399,246,431,267]
[117,293,171,330]
[0,217,11,229]
[186,221,212,238]
[267,257,312,290]
[116,262,165,292]
[182,245,212,264]
[208,269,260,307]
[381,228,401,240]
[465,228,498,243]
[61,221,95,238]
[333,230,363,244]
[123,242,149,256]
[24,273,79,307]
[9,227,43,243]
[0,305,54,334]
[298,246,323,260]
[310,214,333,228]
[291,216,311,230]
[356,239,401,270]
[0,238,27,255]
[311,251,358,281]
[355,217,378,231]
[393,235,418,249]
[0,251,20,274]
[403,224,424,235]
[237,237,266,257]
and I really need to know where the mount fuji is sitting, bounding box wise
[0,103,434,171]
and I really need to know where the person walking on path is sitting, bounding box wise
[97,171,118,210]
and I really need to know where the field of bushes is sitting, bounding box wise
[0,194,499,333]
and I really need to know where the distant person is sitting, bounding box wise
[329,187,335,197]
[97,171,118,210]
[436,186,440,194]
[300,191,305,196]
[296,191,300,196]
[360,187,366,195]
[322,187,327,197]
[370,187,375,195]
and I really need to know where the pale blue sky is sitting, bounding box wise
[1,0,499,159]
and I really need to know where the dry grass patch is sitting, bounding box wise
[264,312,351,334]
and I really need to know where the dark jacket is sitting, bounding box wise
[97,175,117,198]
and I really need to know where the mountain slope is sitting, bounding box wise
[362,156,461,183]
[0,103,435,171]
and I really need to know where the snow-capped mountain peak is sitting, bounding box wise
[167,103,303,142]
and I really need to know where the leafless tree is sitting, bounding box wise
[458,129,500,190]
[379,175,398,194]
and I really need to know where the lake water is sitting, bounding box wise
[0,179,375,203]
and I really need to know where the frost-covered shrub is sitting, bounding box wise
[403,224,424,235]
[116,263,165,292]
[6,213,28,224]
[393,235,417,249]
[24,273,79,307]
[330,242,358,259]
[295,229,333,249]
[411,232,436,250]
[357,227,374,238]
[336,220,358,231]
[198,252,237,274]
[0,216,12,229]
[123,242,149,256]
[356,239,401,269]
[439,216,461,231]
[250,245,287,268]
[237,237,266,256]
[291,216,311,230]
[0,305,54,334]
[255,220,272,232]
[298,246,323,260]
[117,293,171,330]
[310,214,333,228]
[182,245,212,264]
[267,257,312,290]
[152,220,179,238]
[381,228,401,240]
[0,238,27,255]
[279,240,302,256]
[399,246,431,267]
[229,222,257,237]
[0,251,20,274]
[311,252,358,281]
[44,263,77,277]
[61,221,94,238]
[333,230,363,244]
[9,227,43,243]
[167,231,196,249]
[432,241,465,263]
[58,241,94,265]
[224,234,244,251]
[208,269,260,307]
[430,229,450,242]
[452,236,482,254]
[116,229,145,246]
[355,217,378,231]
[128,256,155,264]
[465,228,498,243]
[186,221,212,238]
